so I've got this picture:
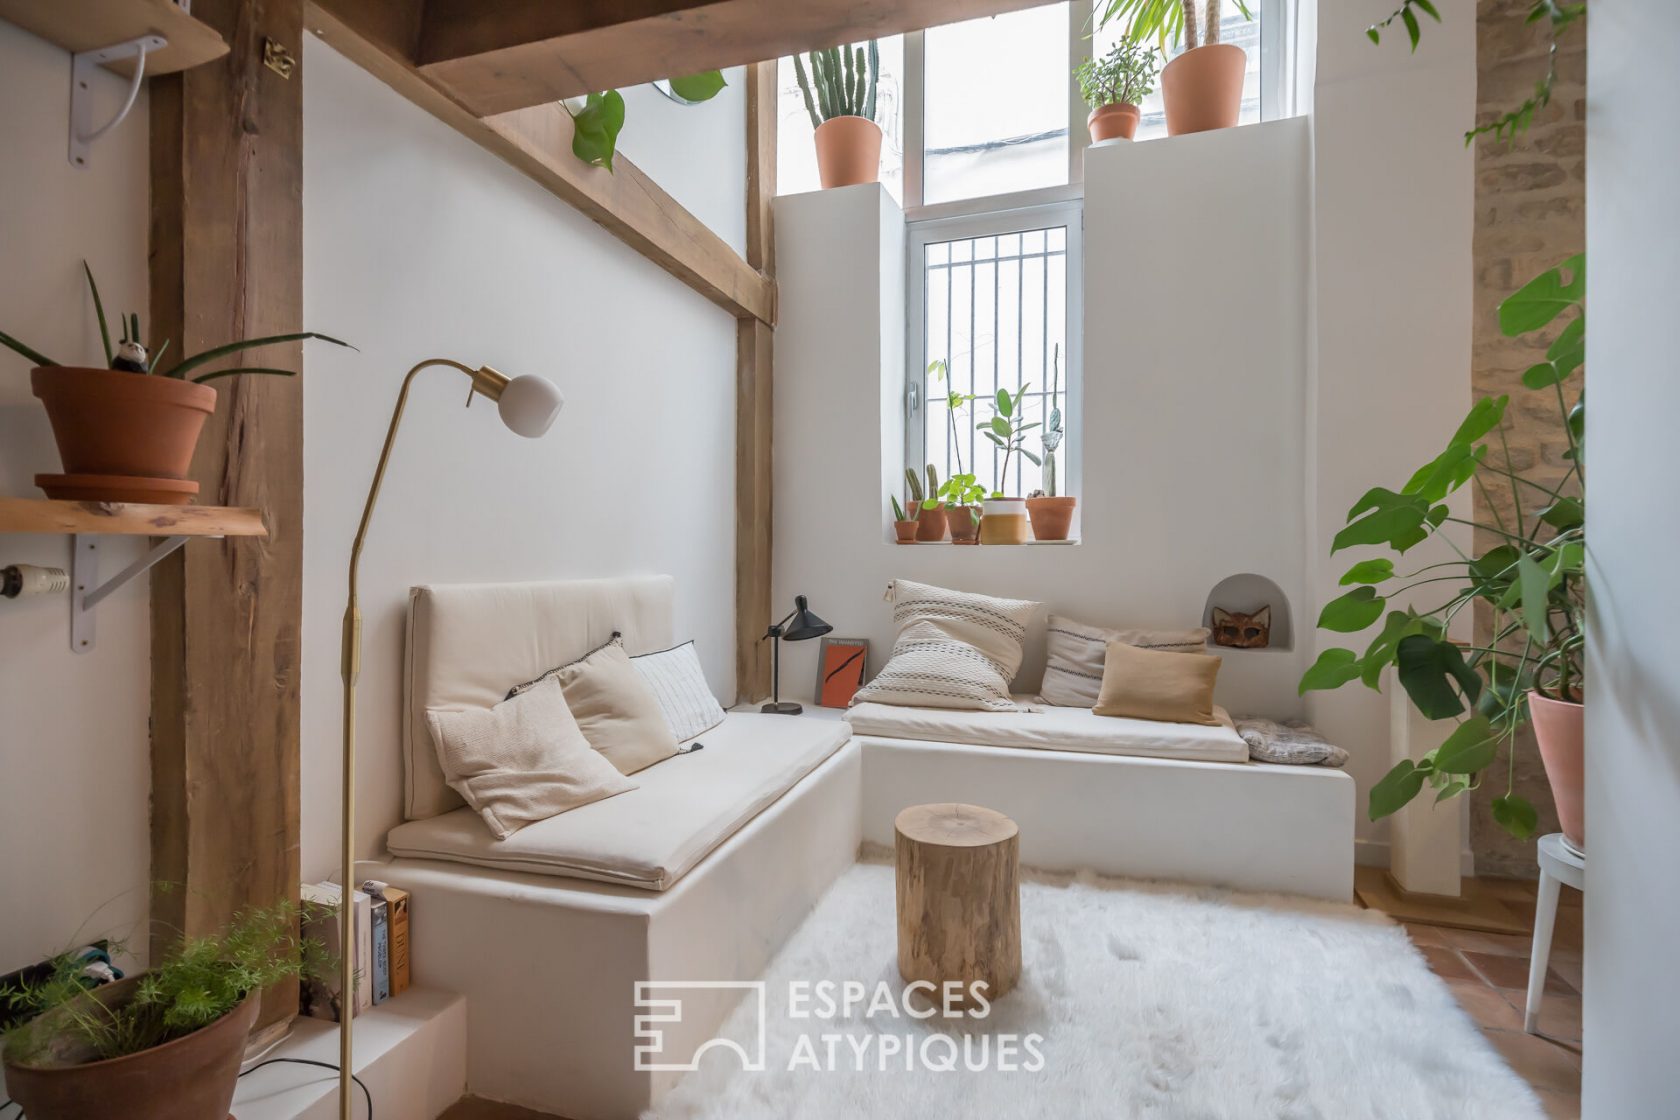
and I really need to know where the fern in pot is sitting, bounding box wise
[793,40,882,189]
[1098,0,1252,135]
[2,263,349,505]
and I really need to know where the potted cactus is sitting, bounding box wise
[1027,346,1076,540]
[793,40,882,189]
[3,263,349,504]
[905,464,947,542]
[890,495,917,543]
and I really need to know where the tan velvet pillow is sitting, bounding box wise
[553,639,680,774]
[1093,640,1222,726]
[426,678,637,840]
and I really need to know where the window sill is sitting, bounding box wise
[887,539,1081,547]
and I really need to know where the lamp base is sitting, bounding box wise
[761,700,804,715]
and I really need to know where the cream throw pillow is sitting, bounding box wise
[1040,614,1211,707]
[1093,641,1222,726]
[851,579,1040,712]
[426,678,636,840]
[550,638,680,774]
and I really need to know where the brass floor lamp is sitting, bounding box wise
[339,358,562,1118]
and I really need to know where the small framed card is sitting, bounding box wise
[813,637,870,708]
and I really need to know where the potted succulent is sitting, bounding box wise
[937,473,986,544]
[904,465,947,541]
[1099,0,1251,136]
[2,902,326,1120]
[1075,35,1162,141]
[890,495,918,543]
[793,40,882,189]
[2,263,349,505]
[1300,256,1586,849]
[976,384,1041,545]
[1026,347,1076,540]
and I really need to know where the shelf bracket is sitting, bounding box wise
[69,34,168,169]
[70,533,192,654]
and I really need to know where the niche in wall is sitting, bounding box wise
[1202,573,1292,652]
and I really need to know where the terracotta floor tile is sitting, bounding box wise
[1548,952,1584,993]
[1464,951,1576,994]
[1403,922,1455,948]
[1447,979,1524,1030]
[1535,1088,1583,1120]
[1483,1028,1582,1093]
[441,1099,569,1120]
[1422,944,1477,981]
[1443,927,1535,957]
[1510,991,1584,1042]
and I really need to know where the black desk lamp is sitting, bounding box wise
[762,594,831,714]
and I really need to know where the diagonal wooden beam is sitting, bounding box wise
[306,0,774,324]
[415,0,1051,118]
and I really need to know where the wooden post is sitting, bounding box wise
[735,60,776,703]
[149,0,303,1033]
[895,803,1021,1006]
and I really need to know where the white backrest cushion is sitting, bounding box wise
[404,576,674,820]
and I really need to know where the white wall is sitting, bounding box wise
[772,117,1312,718]
[300,38,743,879]
[0,21,153,973]
[1583,2,1680,1112]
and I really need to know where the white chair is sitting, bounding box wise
[1525,832,1585,1033]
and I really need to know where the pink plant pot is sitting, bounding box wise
[1529,690,1585,851]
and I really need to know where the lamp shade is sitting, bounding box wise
[498,374,564,437]
[783,595,831,641]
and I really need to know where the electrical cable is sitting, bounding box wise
[239,1056,373,1119]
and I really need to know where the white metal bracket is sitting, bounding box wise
[69,34,168,169]
[70,533,192,653]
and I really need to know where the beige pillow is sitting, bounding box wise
[1093,640,1222,726]
[1040,614,1211,707]
[552,638,680,774]
[426,678,636,840]
[851,579,1040,712]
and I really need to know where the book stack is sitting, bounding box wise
[298,880,411,1021]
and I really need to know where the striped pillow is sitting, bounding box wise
[1039,615,1211,708]
[851,580,1040,712]
[631,640,725,742]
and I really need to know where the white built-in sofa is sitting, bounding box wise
[370,577,1353,1120]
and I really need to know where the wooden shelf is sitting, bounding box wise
[0,0,230,76]
[0,497,266,538]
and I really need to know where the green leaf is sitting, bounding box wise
[1413,0,1442,20]
[1396,634,1481,719]
[996,387,1014,417]
[1433,715,1499,774]
[1492,794,1540,839]
[1403,441,1484,503]
[1299,648,1362,694]
[1517,551,1552,640]
[1367,26,1381,44]
[666,70,727,104]
[1369,760,1426,820]
[1434,774,1472,803]
[1538,496,1583,531]
[1317,587,1386,633]
[0,329,60,368]
[1450,394,1509,446]
[1339,559,1395,586]
[1021,448,1042,466]
[83,261,113,367]
[1549,539,1585,584]
[1521,360,1564,389]
[569,90,627,171]
[163,331,354,381]
[1545,315,1584,377]
[990,416,1011,438]
[1361,611,1420,689]
[1402,6,1421,50]
[147,338,171,374]
[191,366,298,384]
[1332,490,1430,553]
[1498,254,1585,336]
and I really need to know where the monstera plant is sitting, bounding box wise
[1300,255,1585,840]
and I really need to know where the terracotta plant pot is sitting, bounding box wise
[894,519,919,543]
[31,366,216,481]
[3,977,257,1120]
[1026,496,1077,541]
[948,505,981,544]
[1529,690,1585,851]
[813,116,882,189]
[914,503,949,542]
[978,497,1030,545]
[1087,103,1141,142]
[1161,43,1246,136]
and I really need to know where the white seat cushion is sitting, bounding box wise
[386,712,850,890]
[845,699,1247,763]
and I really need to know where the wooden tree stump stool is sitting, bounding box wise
[895,802,1021,1006]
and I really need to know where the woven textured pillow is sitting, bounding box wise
[1039,614,1211,708]
[631,640,725,741]
[851,579,1040,712]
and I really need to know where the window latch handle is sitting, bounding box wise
[907,381,920,415]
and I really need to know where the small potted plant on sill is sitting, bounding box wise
[976,384,1040,545]
[1075,34,1162,142]
[1027,345,1076,540]
[2,263,350,505]
[2,900,328,1120]
[905,464,947,541]
[1099,0,1251,136]
[890,494,918,543]
[793,40,882,189]
[938,473,986,544]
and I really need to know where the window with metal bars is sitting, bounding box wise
[907,201,1082,502]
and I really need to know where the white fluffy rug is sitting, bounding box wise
[649,860,1543,1120]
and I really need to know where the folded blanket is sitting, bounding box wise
[1234,718,1348,767]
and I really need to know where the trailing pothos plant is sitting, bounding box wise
[566,70,728,171]
[1300,255,1585,839]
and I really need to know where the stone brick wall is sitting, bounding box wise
[1470,0,1586,877]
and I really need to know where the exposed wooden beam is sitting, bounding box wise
[306,0,774,324]
[149,0,303,1036]
[415,0,1048,117]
